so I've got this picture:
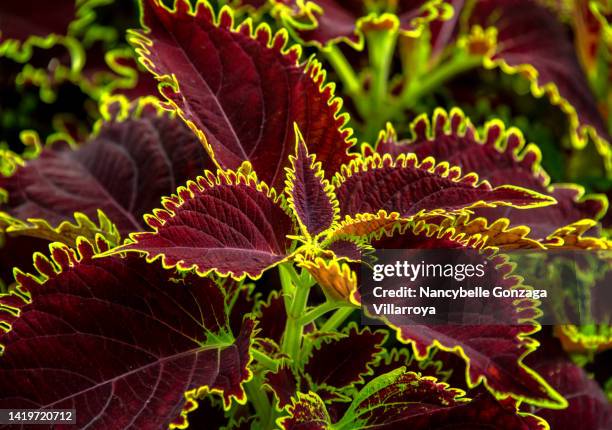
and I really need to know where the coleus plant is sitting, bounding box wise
[0,0,611,429]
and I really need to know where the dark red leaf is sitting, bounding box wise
[286,127,338,237]
[280,392,330,430]
[334,152,556,218]
[468,0,610,150]
[304,324,386,389]
[0,98,214,235]
[0,239,255,429]
[116,171,294,279]
[0,0,75,42]
[282,370,547,429]
[368,222,565,408]
[369,109,606,238]
[275,0,448,48]
[325,238,363,261]
[131,0,354,189]
[255,290,287,346]
[525,335,612,430]
[265,364,300,409]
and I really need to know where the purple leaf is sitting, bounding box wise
[130,0,355,189]
[0,239,255,429]
[116,171,295,279]
[285,126,338,237]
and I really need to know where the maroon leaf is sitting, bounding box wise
[334,152,556,218]
[525,336,612,430]
[368,221,565,408]
[280,392,330,430]
[304,324,386,389]
[0,98,215,235]
[369,109,606,238]
[325,238,363,261]
[115,170,294,279]
[285,126,338,237]
[367,348,454,384]
[0,0,76,42]
[275,0,449,48]
[468,0,610,150]
[255,290,287,346]
[265,364,300,409]
[281,370,547,429]
[0,239,255,429]
[130,0,354,190]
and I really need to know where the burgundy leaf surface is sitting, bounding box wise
[469,0,610,147]
[265,364,300,409]
[304,324,385,389]
[325,238,362,261]
[286,129,337,236]
[281,392,330,430]
[0,239,255,429]
[334,153,555,218]
[0,0,77,43]
[130,0,354,189]
[368,222,563,407]
[0,103,214,236]
[369,110,606,238]
[118,171,294,279]
[281,369,546,429]
[255,290,287,347]
[525,336,612,430]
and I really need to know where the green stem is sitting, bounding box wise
[245,378,270,425]
[279,263,296,310]
[364,27,398,141]
[251,348,279,372]
[320,307,355,332]
[324,45,369,118]
[297,300,343,326]
[398,52,482,109]
[280,264,311,363]
[325,45,361,98]
[368,29,397,110]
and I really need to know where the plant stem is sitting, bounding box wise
[280,264,311,363]
[245,377,270,426]
[325,45,361,98]
[278,263,296,310]
[297,300,344,326]
[398,52,482,109]
[251,348,279,372]
[320,307,355,332]
[364,27,398,142]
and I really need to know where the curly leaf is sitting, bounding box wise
[255,290,287,348]
[525,336,612,429]
[265,364,300,409]
[370,109,607,238]
[369,221,565,408]
[0,239,255,429]
[0,0,104,63]
[0,97,215,236]
[304,324,386,390]
[0,209,121,247]
[280,392,331,430]
[115,170,294,280]
[466,0,610,153]
[334,153,556,218]
[285,125,339,237]
[130,0,354,189]
[274,0,450,49]
[281,369,546,429]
